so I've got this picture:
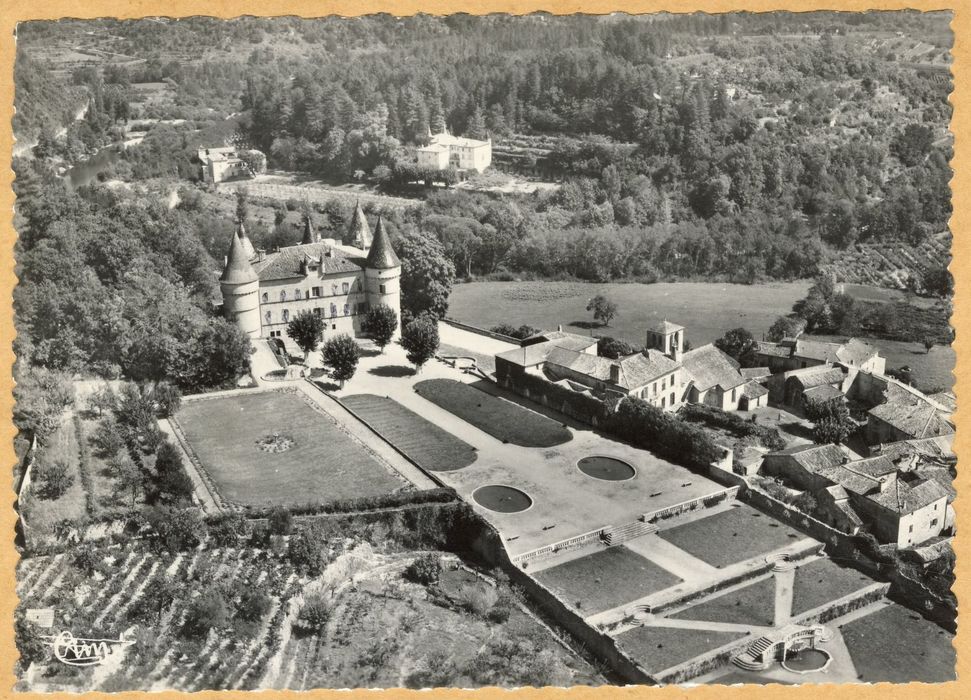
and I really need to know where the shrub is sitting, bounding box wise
[36,459,74,499]
[403,553,441,585]
[456,582,499,617]
[92,416,126,458]
[268,507,293,535]
[209,512,247,546]
[608,397,722,470]
[288,530,325,575]
[183,590,229,638]
[597,336,638,359]
[236,589,272,623]
[294,592,331,634]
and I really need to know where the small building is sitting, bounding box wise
[417,127,492,173]
[754,337,884,375]
[783,365,847,412]
[680,344,748,411]
[198,146,265,184]
[865,397,954,446]
[544,347,683,409]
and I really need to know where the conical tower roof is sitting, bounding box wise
[347,200,372,249]
[236,220,256,260]
[300,213,318,245]
[364,216,400,270]
[220,226,259,284]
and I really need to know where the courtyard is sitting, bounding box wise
[173,389,408,507]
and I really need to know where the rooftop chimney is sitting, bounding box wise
[557,324,563,332]
[610,363,621,385]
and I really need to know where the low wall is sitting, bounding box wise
[497,368,609,427]
[791,583,891,627]
[512,527,606,567]
[643,487,739,524]
[443,318,522,345]
[652,635,756,685]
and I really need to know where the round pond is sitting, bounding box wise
[577,456,636,481]
[782,648,831,674]
[472,485,533,513]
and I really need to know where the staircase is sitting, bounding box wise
[601,520,658,546]
[732,636,775,671]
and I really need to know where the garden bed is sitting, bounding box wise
[534,547,682,615]
[414,379,572,448]
[669,576,776,627]
[614,625,747,675]
[656,504,809,568]
[791,557,877,617]
[174,390,404,508]
[341,395,477,472]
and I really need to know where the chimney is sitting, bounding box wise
[610,363,621,385]
[557,324,563,332]
[256,249,266,263]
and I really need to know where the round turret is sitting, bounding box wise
[364,217,401,337]
[220,225,261,338]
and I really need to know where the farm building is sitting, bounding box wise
[754,337,885,375]
[198,146,266,184]
[417,127,492,173]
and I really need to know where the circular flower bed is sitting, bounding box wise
[472,485,533,513]
[781,648,832,674]
[256,432,295,453]
[577,455,636,481]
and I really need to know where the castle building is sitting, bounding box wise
[416,127,492,173]
[219,207,401,352]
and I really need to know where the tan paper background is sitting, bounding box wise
[0,1,965,697]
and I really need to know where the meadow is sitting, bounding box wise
[448,281,955,390]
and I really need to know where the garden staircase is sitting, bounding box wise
[732,636,775,671]
[601,520,658,546]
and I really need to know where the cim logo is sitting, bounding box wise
[41,631,135,667]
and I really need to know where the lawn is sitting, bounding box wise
[414,379,572,448]
[174,390,405,507]
[448,281,954,390]
[791,557,878,618]
[20,416,88,535]
[839,602,955,683]
[534,547,682,615]
[670,576,776,627]
[657,504,809,568]
[341,394,477,472]
[615,624,748,675]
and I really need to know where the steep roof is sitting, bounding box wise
[836,338,880,367]
[792,366,845,390]
[545,347,679,391]
[769,443,845,474]
[235,221,256,260]
[869,400,955,440]
[927,391,957,413]
[254,242,362,281]
[680,344,745,392]
[647,319,685,335]
[867,476,950,514]
[347,201,373,249]
[741,380,769,399]
[220,226,259,284]
[300,214,318,245]
[364,217,400,270]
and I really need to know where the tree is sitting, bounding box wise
[715,328,758,367]
[321,334,360,387]
[396,229,455,320]
[143,505,206,552]
[805,397,854,445]
[87,383,116,417]
[36,460,74,500]
[586,294,618,327]
[287,310,326,359]
[768,315,806,342]
[401,317,440,372]
[923,337,935,354]
[362,304,398,351]
[92,415,126,458]
[597,336,638,359]
[184,590,229,638]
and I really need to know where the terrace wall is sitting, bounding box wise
[497,367,611,427]
[442,318,522,345]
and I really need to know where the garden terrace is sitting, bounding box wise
[656,503,813,569]
[172,390,407,508]
[839,602,956,683]
[613,625,748,677]
[534,547,682,615]
[414,379,572,448]
[341,394,477,472]
[790,557,879,618]
[669,576,776,627]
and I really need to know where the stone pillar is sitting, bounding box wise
[774,566,795,628]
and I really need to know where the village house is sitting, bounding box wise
[198,146,266,184]
[754,337,885,375]
[762,444,951,547]
[417,127,492,173]
[219,203,400,351]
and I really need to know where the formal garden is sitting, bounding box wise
[173,390,406,508]
[670,576,777,627]
[657,504,810,568]
[341,394,477,472]
[414,379,572,448]
[614,625,749,677]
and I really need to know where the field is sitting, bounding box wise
[447,281,955,390]
[221,173,422,211]
[413,379,572,448]
[534,547,682,615]
[656,504,809,569]
[20,416,88,535]
[839,602,956,683]
[341,395,477,472]
[614,625,747,675]
[670,577,776,627]
[790,558,877,617]
[174,390,405,508]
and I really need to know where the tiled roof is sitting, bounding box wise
[742,380,769,399]
[867,476,950,514]
[802,384,844,403]
[526,331,599,352]
[793,339,841,363]
[916,467,957,500]
[869,400,955,440]
[770,443,845,474]
[347,201,372,249]
[681,344,744,392]
[836,338,880,366]
[497,332,598,367]
[874,435,955,463]
[254,242,363,281]
[647,319,685,335]
[740,367,771,380]
[546,346,613,382]
[544,347,678,391]
[927,391,957,413]
[755,341,792,358]
[792,366,845,390]
[364,217,400,270]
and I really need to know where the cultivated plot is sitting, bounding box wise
[657,504,809,568]
[614,625,748,676]
[790,557,879,617]
[174,390,404,507]
[669,576,776,627]
[342,394,478,472]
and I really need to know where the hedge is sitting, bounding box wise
[606,397,722,471]
[502,368,609,424]
[243,486,460,519]
[679,403,786,450]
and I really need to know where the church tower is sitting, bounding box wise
[347,200,373,250]
[364,216,402,337]
[220,223,261,338]
[646,320,685,362]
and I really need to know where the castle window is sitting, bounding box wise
[332,283,338,295]
[343,304,349,316]
[280,291,287,302]
[311,286,321,297]
[313,308,321,317]
[357,302,367,314]
[282,309,289,322]
[379,284,386,294]
[342,282,350,294]
[265,310,272,324]
[261,292,269,303]
[330,304,337,317]
[931,518,939,528]
[294,289,302,299]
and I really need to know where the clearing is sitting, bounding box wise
[173,390,406,508]
[656,503,810,568]
[341,394,477,472]
[534,547,682,615]
[414,379,572,448]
